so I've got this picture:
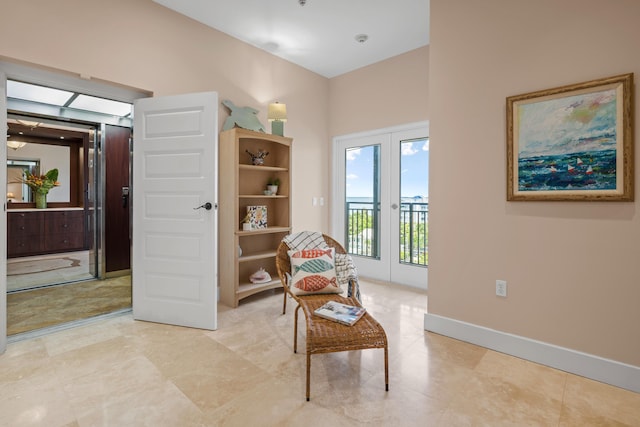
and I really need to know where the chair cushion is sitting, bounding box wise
[288,248,342,295]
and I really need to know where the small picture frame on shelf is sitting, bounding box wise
[246,205,267,229]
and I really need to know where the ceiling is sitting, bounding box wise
[7,120,86,143]
[7,80,132,118]
[153,0,429,78]
[6,80,131,146]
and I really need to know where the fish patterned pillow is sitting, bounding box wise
[287,248,342,296]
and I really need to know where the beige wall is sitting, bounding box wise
[429,0,640,366]
[0,1,429,258]
[329,46,429,137]
[0,0,430,232]
[0,0,330,232]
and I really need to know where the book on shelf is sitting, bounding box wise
[313,301,366,326]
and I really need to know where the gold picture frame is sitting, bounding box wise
[507,73,633,201]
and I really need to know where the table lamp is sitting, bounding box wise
[268,102,287,136]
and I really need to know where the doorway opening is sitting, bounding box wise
[4,75,140,337]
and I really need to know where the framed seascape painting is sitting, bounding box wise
[507,73,634,201]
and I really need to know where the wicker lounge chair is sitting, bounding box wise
[275,234,389,401]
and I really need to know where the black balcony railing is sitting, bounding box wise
[399,202,428,266]
[345,201,428,266]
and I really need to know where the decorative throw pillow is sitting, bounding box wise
[287,248,342,296]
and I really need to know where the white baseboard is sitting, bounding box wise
[424,313,640,394]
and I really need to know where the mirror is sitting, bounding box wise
[6,119,85,208]
[7,144,71,203]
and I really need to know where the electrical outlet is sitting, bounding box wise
[496,280,507,297]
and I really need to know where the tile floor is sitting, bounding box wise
[1,280,639,426]
[8,276,132,335]
[7,251,93,292]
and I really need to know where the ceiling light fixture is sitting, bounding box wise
[299,0,307,5]
[16,119,41,130]
[7,141,27,150]
[355,34,369,43]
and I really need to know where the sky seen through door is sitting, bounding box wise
[346,138,429,200]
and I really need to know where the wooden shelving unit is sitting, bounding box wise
[218,128,292,307]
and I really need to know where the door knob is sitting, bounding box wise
[391,203,399,210]
[194,202,213,210]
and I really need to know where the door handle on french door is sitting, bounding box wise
[194,202,213,210]
[391,203,399,210]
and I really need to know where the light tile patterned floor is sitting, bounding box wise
[1,280,639,426]
[7,276,132,335]
[7,251,93,292]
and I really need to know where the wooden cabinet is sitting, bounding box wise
[7,212,42,257]
[44,210,85,252]
[219,128,292,307]
[7,210,86,258]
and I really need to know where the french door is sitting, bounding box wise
[332,122,429,289]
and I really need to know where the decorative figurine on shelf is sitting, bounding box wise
[249,268,272,284]
[221,99,266,132]
[241,213,252,231]
[246,149,269,165]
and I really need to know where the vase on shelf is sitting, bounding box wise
[35,191,47,209]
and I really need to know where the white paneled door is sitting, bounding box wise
[133,92,218,330]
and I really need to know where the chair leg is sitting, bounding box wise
[293,305,301,353]
[306,352,311,401]
[384,346,389,392]
[282,289,287,315]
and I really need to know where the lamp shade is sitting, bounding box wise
[7,192,15,198]
[268,102,287,122]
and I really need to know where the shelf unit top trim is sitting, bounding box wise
[221,127,293,146]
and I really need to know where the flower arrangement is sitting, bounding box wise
[17,168,60,208]
[20,168,61,194]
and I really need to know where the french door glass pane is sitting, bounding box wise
[345,145,380,259]
[399,138,429,266]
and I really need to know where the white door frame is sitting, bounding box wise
[0,60,148,350]
[332,121,429,289]
[1,71,8,353]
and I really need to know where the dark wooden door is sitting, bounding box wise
[104,125,131,272]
